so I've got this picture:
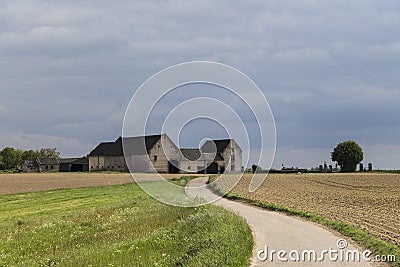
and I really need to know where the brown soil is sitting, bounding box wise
[0,173,195,195]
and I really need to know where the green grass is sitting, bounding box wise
[0,182,253,266]
[210,181,400,267]
[169,176,199,187]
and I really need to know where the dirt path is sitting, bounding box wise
[186,177,376,267]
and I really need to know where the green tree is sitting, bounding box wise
[0,147,23,170]
[0,154,4,170]
[36,148,60,159]
[22,150,38,161]
[331,140,363,172]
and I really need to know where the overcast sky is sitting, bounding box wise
[1,1,399,169]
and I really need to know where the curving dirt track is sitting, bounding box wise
[186,177,381,267]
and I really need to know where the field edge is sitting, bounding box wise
[209,181,400,267]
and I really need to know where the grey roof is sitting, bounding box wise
[214,153,224,161]
[36,157,59,165]
[88,135,162,157]
[72,157,89,164]
[24,160,38,168]
[122,135,162,155]
[201,139,231,153]
[60,158,81,164]
[180,149,201,161]
[180,149,224,161]
[88,142,115,156]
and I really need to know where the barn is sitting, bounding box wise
[87,134,242,174]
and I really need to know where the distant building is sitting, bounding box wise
[200,139,242,174]
[59,157,89,172]
[87,134,242,174]
[22,157,60,173]
[88,134,180,173]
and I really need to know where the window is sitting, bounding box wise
[51,166,54,170]
[154,156,158,162]
[231,165,235,171]
[45,166,49,170]
[91,166,93,169]
[232,148,235,153]
[188,166,191,170]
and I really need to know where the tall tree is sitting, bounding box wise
[36,148,60,159]
[22,150,38,161]
[0,147,23,170]
[331,140,363,172]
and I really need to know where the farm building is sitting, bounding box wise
[179,139,242,174]
[22,157,60,173]
[88,134,180,173]
[88,134,242,174]
[59,157,89,172]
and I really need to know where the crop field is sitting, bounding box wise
[215,173,400,248]
[0,177,252,266]
[0,172,203,195]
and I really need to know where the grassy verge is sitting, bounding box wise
[209,180,399,267]
[169,175,200,187]
[0,182,253,266]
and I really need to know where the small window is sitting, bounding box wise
[51,166,54,170]
[91,166,93,169]
[232,148,235,153]
[231,165,235,171]
[188,166,191,170]
[154,156,158,162]
[45,166,49,170]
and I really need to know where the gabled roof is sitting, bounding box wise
[180,149,201,161]
[88,135,162,157]
[180,149,224,161]
[201,139,231,153]
[122,135,162,155]
[214,153,224,161]
[36,157,59,165]
[24,160,38,168]
[88,142,115,156]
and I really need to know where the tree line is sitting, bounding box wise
[0,147,60,171]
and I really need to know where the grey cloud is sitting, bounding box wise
[0,0,399,168]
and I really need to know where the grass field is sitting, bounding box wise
[216,173,400,247]
[0,179,253,266]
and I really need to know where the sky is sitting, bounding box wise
[0,0,399,169]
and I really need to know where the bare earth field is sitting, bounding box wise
[0,173,200,195]
[217,173,400,248]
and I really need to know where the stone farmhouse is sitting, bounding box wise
[22,157,60,173]
[88,134,242,174]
